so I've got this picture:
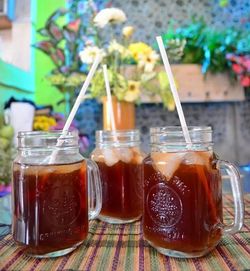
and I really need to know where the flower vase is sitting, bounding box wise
[102,96,135,130]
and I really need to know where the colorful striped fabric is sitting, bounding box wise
[0,194,249,271]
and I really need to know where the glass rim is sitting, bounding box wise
[150,126,212,134]
[95,129,140,136]
[17,130,79,150]
[17,130,78,138]
[95,129,140,145]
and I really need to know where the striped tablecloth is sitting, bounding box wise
[0,194,249,271]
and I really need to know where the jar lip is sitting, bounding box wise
[150,126,212,134]
[150,126,212,146]
[18,130,77,139]
[96,129,140,136]
[17,130,79,149]
[95,129,140,145]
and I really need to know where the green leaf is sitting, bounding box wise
[47,22,63,42]
[37,28,50,37]
[158,71,170,90]
[90,70,106,98]
[33,41,54,54]
[45,8,68,27]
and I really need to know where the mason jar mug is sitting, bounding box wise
[91,129,145,224]
[143,126,244,258]
[12,131,102,257]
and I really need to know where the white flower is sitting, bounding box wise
[124,80,140,102]
[79,46,106,64]
[138,50,159,73]
[108,40,125,54]
[108,40,131,58]
[93,8,127,28]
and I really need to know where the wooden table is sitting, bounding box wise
[0,194,249,271]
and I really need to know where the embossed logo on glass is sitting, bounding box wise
[147,183,182,227]
[43,186,81,226]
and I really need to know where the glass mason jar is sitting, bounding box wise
[91,129,145,224]
[143,126,244,258]
[12,131,102,258]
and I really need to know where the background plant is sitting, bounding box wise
[34,1,108,115]
[0,114,14,185]
[162,18,250,75]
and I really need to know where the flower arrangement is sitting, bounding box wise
[79,7,175,109]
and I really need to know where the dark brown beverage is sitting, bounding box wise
[143,151,223,256]
[96,159,143,221]
[12,161,88,256]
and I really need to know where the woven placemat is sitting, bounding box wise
[0,194,249,271]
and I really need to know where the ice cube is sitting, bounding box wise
[151,152,185,181]
[131,147,145,164]
[183,151,212,167]
[116,147,133,163]
[91,148,105,163]
[103,149,119,167]
[54,162,84,174]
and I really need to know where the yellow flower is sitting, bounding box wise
[79,46,106,64]
[128,42,153,61]
[124,80,140,102]
[122,26,134,39]
[47,117,56,126]
[138,50,159,73]
[33,116,56,131]
[33,122,42,130]
[42,123,50,131]
[93,8,127,28]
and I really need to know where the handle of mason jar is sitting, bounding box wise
[217,160,244,234]
[87,159,102,220]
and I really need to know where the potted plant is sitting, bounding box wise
[161,19,247,102]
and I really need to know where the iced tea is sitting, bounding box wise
[92,147,143,223]
[143,151,223,256]
[12,161,88,256]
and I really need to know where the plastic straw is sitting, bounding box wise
[156,36,192,144]
[62,54,102,134]
[48,54,101,164]
[102,65,116,131]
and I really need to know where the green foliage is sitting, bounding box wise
[162,19,247,74]
[90,69,128,101]
[141,71,175,110]
[34,7,91,113]
[219,0,229,7]
[0,114,15,185]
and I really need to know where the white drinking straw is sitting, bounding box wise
[102,65,116,131]
[48,54,102,164]
[156,36,192,144]
[62,54,102,134]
